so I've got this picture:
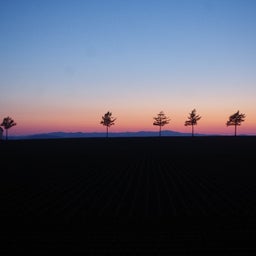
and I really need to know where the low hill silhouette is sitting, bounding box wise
[10,130,210,139]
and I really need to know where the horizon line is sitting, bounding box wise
[7,129,256,139]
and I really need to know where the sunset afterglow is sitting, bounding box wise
[1,0,256,136]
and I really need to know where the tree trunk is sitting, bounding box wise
[6,129,8,140]
[106,126,108,138]
[159,126,161,137]
[234,125,237,136]
[192,125,194,137]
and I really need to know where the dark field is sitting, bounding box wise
[1,136,256,255]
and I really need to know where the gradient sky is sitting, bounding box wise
[1,0,256,136]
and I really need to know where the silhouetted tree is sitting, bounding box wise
[153,111,170,136]
[184,109,201,136]
[0,127,3,140]
[100,111,116,138]
[1,116,17,140]
[226,110,245,136]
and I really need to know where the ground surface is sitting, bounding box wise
[1,136,256,255]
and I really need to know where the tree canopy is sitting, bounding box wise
[184,109,201,136]
[100,111,116,137]
[1,116,17,140]
[153,111,170,136]
[226,110,245,136]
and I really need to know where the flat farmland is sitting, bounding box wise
[1,136,256,255]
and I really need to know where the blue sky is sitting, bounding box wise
[1,0,256,135]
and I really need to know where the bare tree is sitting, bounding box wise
[1,116,17,140]
[226,110,245,136]
[100,111,116,138]
[184,109,201,136]
[153,111,170,137]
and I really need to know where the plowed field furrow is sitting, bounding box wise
[146,156,160,217]
[236,184,256,215]
[9,166,108,216]
[60,167,123,218]
[161,159,209,215]
[208,178,256,215]
[174,167,236,215]
[20,180,88,216]
[151,160,163,217]
[1,184,29,200]
[86,165,130,216]
[1,187,32,215]
[170,163,228,215]
[129,156,148,217]
[96,164,133,217]
[2,160,100,213]
[131,157,150,217]
[181,163,233,215]
[114,162,138,217]
[33,170,101,217]
[174,161,244,214]
[1,137,256,255]
[50,168,118,213]
[143,155,152,217]
[3,172,83,216]
[160,160,197,215]
[157,160,178,216]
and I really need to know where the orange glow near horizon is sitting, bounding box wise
[4,100,256,136]
[9,109,256,136]
[2,1,256,137]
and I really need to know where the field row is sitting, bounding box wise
[1,137,256,254]
[2,152,256,219]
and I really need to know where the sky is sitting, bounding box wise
[1,0,256,136]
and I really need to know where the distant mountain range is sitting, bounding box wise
[9,130,210,140]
